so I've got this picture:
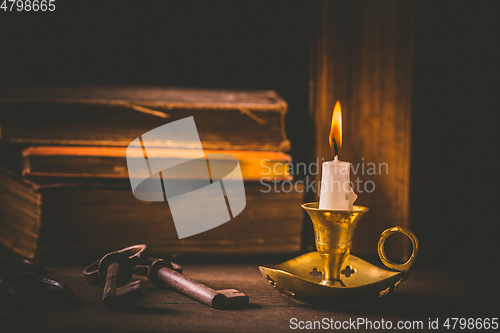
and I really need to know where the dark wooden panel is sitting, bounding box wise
[310,0,414,259]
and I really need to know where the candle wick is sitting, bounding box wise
[332,136,339,159]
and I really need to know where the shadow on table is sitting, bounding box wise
[306,291,499,318]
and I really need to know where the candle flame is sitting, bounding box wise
[329,101,342,157]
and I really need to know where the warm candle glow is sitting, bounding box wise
[329,101,342,157]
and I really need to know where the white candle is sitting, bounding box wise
[320,101,357,210]
[319,156,357,210]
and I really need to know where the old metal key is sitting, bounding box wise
[83,244,148,285]
[146,259,248,309]
[98,252,143,310]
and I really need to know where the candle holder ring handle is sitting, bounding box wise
[377,226,419,280]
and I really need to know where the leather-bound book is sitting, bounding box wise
[0,86,290,151]
[22,146,292,181]
[0,165,304,261]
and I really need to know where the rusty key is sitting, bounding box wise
[83,244,148,285]
[98,252,143,310]
[133,257,183,276]
[147,259,248,309]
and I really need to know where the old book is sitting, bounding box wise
[0,165,304,261]
[22,146,292,181]
[0,86,290,151]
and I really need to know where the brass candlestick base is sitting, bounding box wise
[259,202,419,305]
[302,203,368,287]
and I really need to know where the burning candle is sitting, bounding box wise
[319,101,357,210]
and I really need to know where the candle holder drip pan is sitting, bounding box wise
[259,202,419,306]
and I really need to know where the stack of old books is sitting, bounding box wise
[0,86,304,261]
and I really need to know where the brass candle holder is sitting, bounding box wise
[259,202,419,305]
[301,203,368,287]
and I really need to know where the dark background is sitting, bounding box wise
[1,0,498,269]
[410,1,498,268]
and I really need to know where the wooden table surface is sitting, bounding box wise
[0,260,498,333]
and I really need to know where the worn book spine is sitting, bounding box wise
[22,146,293,181]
